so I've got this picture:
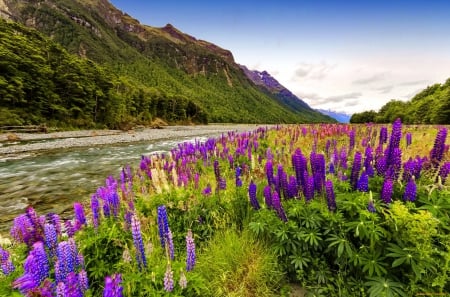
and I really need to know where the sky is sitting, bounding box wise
[109,0,450,115]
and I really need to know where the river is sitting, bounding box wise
[0,128,245,233]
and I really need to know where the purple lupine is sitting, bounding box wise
[311,153,326,193]
[13,241,49,294]
[186,229,196,271]
[248,181,261,210]
[194,172,200,189]
[349,129,356,152]
[277,164,288,198]
[386,119,402,165]
[379,126,388,144]
[44,223,58,257]
[263,185,272,209]
[350,152,362,190]
[0,246,15,275]
[440,162,450,184]
[90,194,100,230]
[325,180,337,212]
[213,160,221,181]
[430,127,448,167]
[292,149,307,187]
[303,173,315,202]
[202,184,212,196]
[364,146,373,171]
[103,274,123,297]
[218,177,227,190]
[157,205,169,248]
[287,176,298,199]
[375,155,387,176]
[167,228,174,260]
[406,132,412,147]
[357,171,369,192]
[387,147,402,181]
[131,214,147,270]
[10,210,38,247]
[403,178,417,201]
[265,160,275,186]
[402,158,416,182]
[272,191,287,222]
[235,166,242,187]
[74,202,86,227]
[46,213,62,235]
[65,272,83,297]
[65,220,75,238]
[56,282,66,296]
[164,265,174,292]
[381,179,394,204]
[339,147,348,169]
[367,199,376,213]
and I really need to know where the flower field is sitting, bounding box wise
[1,119,449,297]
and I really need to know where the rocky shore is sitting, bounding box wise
[0,124,265,156]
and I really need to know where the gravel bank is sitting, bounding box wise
[0,124,265,156]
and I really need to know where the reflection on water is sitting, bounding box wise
[0,136,208,233]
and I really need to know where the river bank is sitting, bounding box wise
[0,124,264,156]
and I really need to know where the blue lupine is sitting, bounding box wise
[248,181,260,210]
[44,223,58,257]
[403,178,417,201]
[186,229,196,271]
[131,214,147,270]
[157,205,169,248]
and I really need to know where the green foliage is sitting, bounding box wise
[351,79,450,124]
[192,229,284,297]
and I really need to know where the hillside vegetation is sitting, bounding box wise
[0,0,333,128]
[350,79,450,124]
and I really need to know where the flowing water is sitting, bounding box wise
[0,135,213,233]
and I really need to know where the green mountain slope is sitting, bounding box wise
[0,0,334,126]
[350,79,450,124]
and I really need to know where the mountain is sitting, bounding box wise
[317,109,351,123]
[0,0,334,127]
[240,66,334,122]
[350,79,450,124]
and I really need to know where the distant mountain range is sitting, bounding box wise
[317,109,352,123]
[0,0,334,128]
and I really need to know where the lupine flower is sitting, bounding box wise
[248,181,260,210]
[179,271,187,289]
[235,166,243,187]
[349,129,356,152]
[202,184,212,196]
[287,176,298,199]
[78,270,89,293]
[186,229,196,271]
[440,162,450,184]
[56,281,66,297]
[430,127,448,167]
[194,173,200,189]
[44,223,58,257]
[46,213,62,235]
[325,180,337,211]
[65,272,83,297]
[379,126,388,144]
[103,274,123,297]
[0,246,14,275]
[131,214,147,270]
[272,191,287,222]
[381,179,394,204]
[90,194,100,230]
[350,152,362,190]
[167,228,174,260]
[164,264,174,292]
[263,185,272,208]
[218,177,227,190]
[73,202,86,227]
[367,195,376,213]
[403,178,417,201]
[406,132,412,147]
[213,160,221,181]
[304,173,315,202]
[157,205,169,248]
[265,160,275,186]
[357,171,369,192]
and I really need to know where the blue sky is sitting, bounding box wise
[109,0,450,114]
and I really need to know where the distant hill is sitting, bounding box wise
[350,79,450,124]
[240,65,335,122]
[0,0,335,128]
[317,109,351,123]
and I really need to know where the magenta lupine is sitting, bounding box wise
[263,185,272,209]
[248,181,261,210]
[350,152,362,190]
[430,127,448,167]
[325,180,337,212]
[403,178,417,201]
[131,214,147,270]
[381,179,394,204]
[186,229,196,271]
[164,265,174,292]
